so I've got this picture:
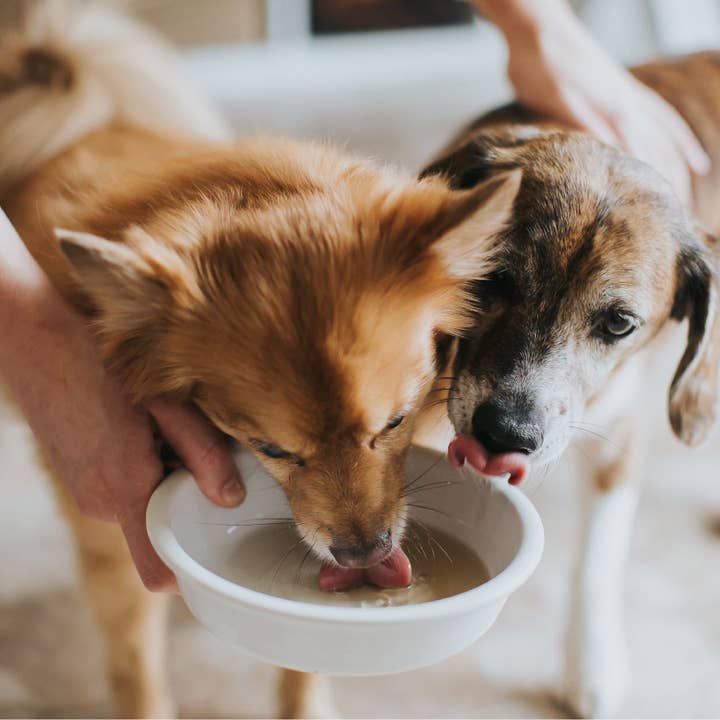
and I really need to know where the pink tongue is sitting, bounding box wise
[318,565,365,592]
[318,547,412,592]
[447,434,529,485]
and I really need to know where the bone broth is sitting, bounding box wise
[225,522,489,606]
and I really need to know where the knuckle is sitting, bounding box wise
[141,569,176,593]
[198,437,231,477]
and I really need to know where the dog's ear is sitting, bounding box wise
[668,226,720,446]
[420,139,500,190]
[55,226,197,398]
[56,227,177,318]
[420,126,534,190]
[426,169,521,282]
[380,168,520,285]
[377,169,520,336]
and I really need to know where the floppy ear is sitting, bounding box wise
[55,227,196,398]
[420,126,534,190]
[668,226,720,446]
[420,138,500,190]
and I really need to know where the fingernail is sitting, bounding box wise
[221,475,245,505]
[692,149,711,175]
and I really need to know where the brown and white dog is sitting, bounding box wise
[0,3,521,717]
[421,53,720,717]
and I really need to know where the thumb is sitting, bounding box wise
[559,89,621,150]
[146,398,245,507]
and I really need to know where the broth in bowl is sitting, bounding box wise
[224,521,489,607]
[147,446,544,675]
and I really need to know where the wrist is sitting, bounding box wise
[0,271,86,377]
[478,0,577,50]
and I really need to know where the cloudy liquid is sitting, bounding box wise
[225,522,489,607]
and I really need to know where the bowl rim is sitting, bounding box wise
[146,447,544,624]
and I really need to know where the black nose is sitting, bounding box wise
[329,529,392,568]
[471,398,543,454]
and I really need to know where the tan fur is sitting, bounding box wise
[12,132,518,558]
[422,52,720,460]
[39,448,174,718]
[420,51,720,717]
[9,133,517,562]
[6,110,518,720]
[277,670,336,719]
[0,5,520,716]
[591,412,646,493]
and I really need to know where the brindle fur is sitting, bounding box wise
[420,51,720,716]
[422,54,720,458]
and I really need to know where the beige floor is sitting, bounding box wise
[1,339,720,719]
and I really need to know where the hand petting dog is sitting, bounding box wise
[0,210,243,592]
[475,0,711,207]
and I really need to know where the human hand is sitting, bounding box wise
[477,0,710,207]
[0,212,244,591]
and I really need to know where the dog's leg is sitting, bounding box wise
[562,416,644,718]
[57,485,174,718]
[278,670,336,719]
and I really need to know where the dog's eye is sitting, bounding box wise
[594,311,638,341]
[259,443,290,459]
[483,270,517,302]
[254,441,305,467]
[385,413,405,430]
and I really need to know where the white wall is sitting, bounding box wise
[182,0,720,170]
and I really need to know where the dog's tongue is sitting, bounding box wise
[318,437,526,593]
[318,564,365,592]
[448,434,528,485]
[318,547,412,592]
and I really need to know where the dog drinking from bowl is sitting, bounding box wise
[420,52,720,717]
[0,3,524,717]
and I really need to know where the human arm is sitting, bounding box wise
[473,0,710,205]
[0,209,244,591]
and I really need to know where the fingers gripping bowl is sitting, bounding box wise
[146,445,544,675]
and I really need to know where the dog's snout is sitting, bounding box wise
[329,529,392,568]
[471,398,543,454]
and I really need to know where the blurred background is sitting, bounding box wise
[1,0,719,717]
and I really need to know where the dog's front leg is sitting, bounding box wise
[56,491,174,718]
[562,413,645,719]
[278,669,337,719]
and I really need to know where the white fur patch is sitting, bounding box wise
[563,481,639,718]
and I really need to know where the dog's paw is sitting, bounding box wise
[279,673,338,719]
[114,691,176,720]
[293,692,338,719]
[561,643,630,719]
[282,695,339,719]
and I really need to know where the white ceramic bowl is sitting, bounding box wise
[147,445,543,676]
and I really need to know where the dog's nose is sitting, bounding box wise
[329,529,392,568]
[471,399,543,454]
